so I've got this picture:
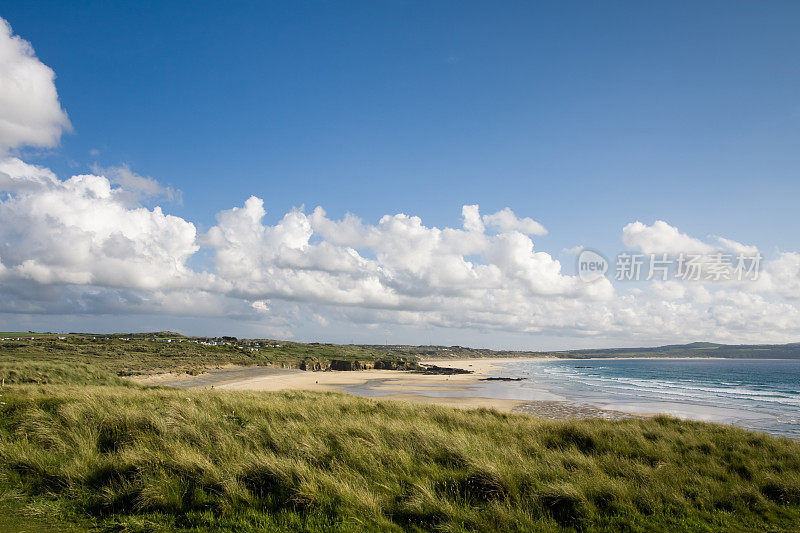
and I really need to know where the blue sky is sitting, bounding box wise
[1,2,799,348]
[8,1,799,251]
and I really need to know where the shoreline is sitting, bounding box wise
[131,362,645,419]
[129,357,645,417]
[128,357,794,428]
[127,354,783,390]
[131,357,538,412]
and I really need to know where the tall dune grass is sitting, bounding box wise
[1,385,799,531]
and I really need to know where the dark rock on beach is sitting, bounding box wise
[412,364,473,375]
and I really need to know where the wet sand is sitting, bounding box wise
[130,365,298,388]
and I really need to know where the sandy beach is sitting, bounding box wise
[130,357,646,420]
[132,357,553,412]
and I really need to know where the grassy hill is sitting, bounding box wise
[1,385,799,532]
[1,336,799,530]
[0,334,424,384]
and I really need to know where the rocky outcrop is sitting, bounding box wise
[373,359,415,370]
[329,360,375,371]
[413,364,472,375]
[296,357,471,374]
[299,358,330,371]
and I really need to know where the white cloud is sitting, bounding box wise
[650,280,686,300]
[251,300,270,312]
[3,160,800,346]
[482,207,547,235]
[716,236,759,256]
[563,245,584,255]
[2,166,800,345]
[210,201,591,304]
[0,18,70,151]
[0,158,206,291]
[91,164,181,203]
[204,197,390,307]
[622,220,716,255]
[0,157,58,192]
[754,252,800,300]
[462,204,484,233]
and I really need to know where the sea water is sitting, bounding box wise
[343,358,800,438]
[495,358,800,438]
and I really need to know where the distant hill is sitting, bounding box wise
[4,331,800,360]
[357,340,800,360]
[364,341,800,360]
[552,342,800,359]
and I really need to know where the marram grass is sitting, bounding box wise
[1,385,799,532]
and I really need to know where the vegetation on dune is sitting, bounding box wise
[1,385,799,532]
[0,360,131,387]
[2,334,800,531]
[0,335,426,382]
[0,336,470,385]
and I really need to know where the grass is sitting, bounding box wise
[0,360,131,386]
[0,336,416,381]
[2,336,799,530]
[0,335,521,385]
[1,384,799,532]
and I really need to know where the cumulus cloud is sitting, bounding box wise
[754,252,800,300]
[650,280,687,300]
[0,157,58,192]
[207,199,576,308]
[462,204,484,233]
[482,207,547,235]
[2,161,800,345]
[0,17,70,151]
[3,157,800,345]
[0,159,205,291]
[204,196,389,306]
[92,164,182,204]
[622,220,716,255]
[716,236,759,256]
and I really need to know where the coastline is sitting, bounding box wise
[130,357,797,431]
[125,356,725,411]
[128,355,775,394]
[130,357,643,418]
[131,357,547,412]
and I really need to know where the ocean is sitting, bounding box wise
[487,358,800,438]
[342,358,800,438]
